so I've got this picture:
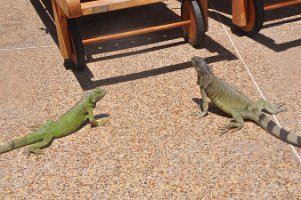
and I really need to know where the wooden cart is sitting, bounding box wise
[232,0,301,35]
[51,0,209,69]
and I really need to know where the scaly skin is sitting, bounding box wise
[192,56,301,147]
[0,87,108,155]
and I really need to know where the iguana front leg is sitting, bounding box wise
[220,110,245,134]
[194,88,209,117]
[86,107,108,127]
[249,98,286,114]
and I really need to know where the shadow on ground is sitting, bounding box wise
[192,98,231,118]
[209,0,301,52]
[72,34,238,90]
[30,0,301,90]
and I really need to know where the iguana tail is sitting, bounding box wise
[0,132,44,154]
[254,112,301,147]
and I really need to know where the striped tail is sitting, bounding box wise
[257,113,301,147]
[0,140,21,154]
[0,133,43,154]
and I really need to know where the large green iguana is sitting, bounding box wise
[0,87,108,155]
[192,56,301,147]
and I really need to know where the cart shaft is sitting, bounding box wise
[82,20,191,45]
[265,0,301,11]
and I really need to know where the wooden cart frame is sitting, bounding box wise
[51,0,209,69]
[232,0,301,35]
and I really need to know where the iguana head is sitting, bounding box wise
[191,56,213,85]
[86,87,106,107]
[191,56,213,75]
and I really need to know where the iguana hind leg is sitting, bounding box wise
[249,98,286,115]
[220,111,245,134]
[27,133,54,155]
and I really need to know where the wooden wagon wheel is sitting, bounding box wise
[67,18,86,69]
[240,0,264,36]
[181,0,205,48]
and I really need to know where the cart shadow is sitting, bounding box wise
[30,0,58,45]
[209,0,301,52]
[71,34,238,90]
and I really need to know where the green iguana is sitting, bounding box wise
[0,87,108,155]
[192,56,301,147]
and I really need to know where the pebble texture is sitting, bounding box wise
[0,0,300,199]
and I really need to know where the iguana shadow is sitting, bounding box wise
[192,98,254,124]
[192,98,230,118]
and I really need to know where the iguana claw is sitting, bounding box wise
[277,102,285,108]
[25,147,44,157]
[193,111,207,118]
[219,125,232,135]
[274,102,286,114]
[219,123,243,135]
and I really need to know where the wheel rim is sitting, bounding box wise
[241,0,256,32]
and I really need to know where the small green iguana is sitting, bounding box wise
[192,56,301,147]
[0,87,108,155]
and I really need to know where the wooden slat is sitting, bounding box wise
[81,0,166,15]
[82,20,191,45]
[54,0,82,18]
[52,0,73,59]
[264,0,301,11]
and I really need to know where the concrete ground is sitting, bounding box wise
[0,0,300,199]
